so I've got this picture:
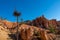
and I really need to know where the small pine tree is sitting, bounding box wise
[49,24,55,33]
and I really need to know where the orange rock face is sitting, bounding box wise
[48,19,57,29]
[31,16,49,28]
[0,20,57,40]
[0,20,17,29]
[19,24,50,40]
[0,16,59,40]
[28,16,58,29]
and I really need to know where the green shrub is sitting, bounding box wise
[49,24,55,33]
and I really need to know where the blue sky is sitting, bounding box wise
[0,0,60,22]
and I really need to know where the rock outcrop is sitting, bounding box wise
[27,16,58,30]
[19,24,55,40]
[0,15,60,40]
[0,26,12,40]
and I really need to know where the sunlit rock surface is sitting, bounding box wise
[0,26,12,40]
[0,16,60,40]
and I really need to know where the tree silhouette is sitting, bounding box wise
[13,10,21,40]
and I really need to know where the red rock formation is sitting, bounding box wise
[0,19,57,40]
[0,20,17,29]
[19,24,50,40]
[48,19,57,29]
[31,16,49,29]
[29,16,58,29]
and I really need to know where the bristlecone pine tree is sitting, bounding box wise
[13,10,21,40]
